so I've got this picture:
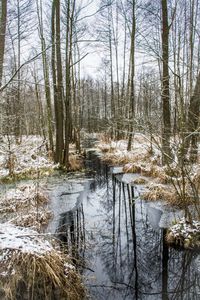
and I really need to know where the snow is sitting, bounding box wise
[0,223,53,256]
[0,184,51,230]
[167,218,200,248]
[169,218,200,239]
[0,135,57,178]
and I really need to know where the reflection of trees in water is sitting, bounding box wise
[89,167,200,300]
[86,151,109,192]
[57,204,85,260]
[166,249,199,300]
[58,153,200,299]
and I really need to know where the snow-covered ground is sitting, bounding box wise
[0,135,56,179]
[0,223,53,255]
[0,183,52,230]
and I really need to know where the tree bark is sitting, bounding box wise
[127,0,136,151]
[36,0,54,152]
[161,0,172,164]
[64,0,72,167]
[51,0,64,164]
[0,0,7,87]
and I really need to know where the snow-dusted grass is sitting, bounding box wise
[0,184,52,230]
[166,218,200,249]
[142,183,193,208]
[98,134,155,166]
[0,135,57,181]
[0,224,85,300]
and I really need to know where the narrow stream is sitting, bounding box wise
[44,150,200,300]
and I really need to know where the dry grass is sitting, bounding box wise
[142,165,170,184]
[68,154,84,171]
[98,143,116,153]
[123,163,142,173]
[0,186,52,230]
[142,184,193,208]
[142,185,168,202]
[191,172,200,193]
[122,162,170,184]
[132,177,148,184]
[12,210,52,230]
[0,166,55,183]
[0,246,86,300]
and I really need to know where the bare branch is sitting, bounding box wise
[0,45,52,92]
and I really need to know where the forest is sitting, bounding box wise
[0,0,200,299]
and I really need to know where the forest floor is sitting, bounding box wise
[96,133,200,249]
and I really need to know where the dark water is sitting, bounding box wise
[47,150,200,300]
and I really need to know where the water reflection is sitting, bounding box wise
[82,152,200,300]
[57,203,85,260]
[56,151,200,299]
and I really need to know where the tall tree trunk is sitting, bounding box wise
[36,0,54,152]
[51,0,64,164]
[64,0,74,167]
[0,0,7,87]
[161,0,172,164]
[55,0,64,164]
[15,0,21,142]
[127,0,136,151]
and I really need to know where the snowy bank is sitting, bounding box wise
[0,223,85,300]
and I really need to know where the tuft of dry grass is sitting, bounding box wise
[102,153,129,165]
[132,177,148,184]
[0,239,86,300]
[68,154,84,171]
[144,165,170,184]
[142,185,167,202]
[142,184,193,208]
[123,163,141,173]
[98,143,116,153]
[12,210,52,230]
